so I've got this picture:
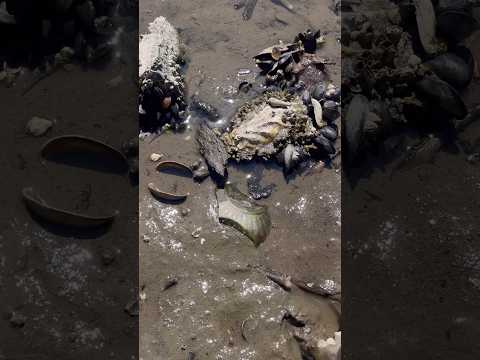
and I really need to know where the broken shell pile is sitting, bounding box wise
[0,0,129,66]
[208,29,341,175]
[222,91,316,161]
[342,0,479,164]
[197,30,341,176]
[138,16,186,132]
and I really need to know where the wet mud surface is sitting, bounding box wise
[0,16,138,360]
[341,0,480,357]
[140,0,341,359]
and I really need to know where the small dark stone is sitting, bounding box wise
[122,137,139,157]
[9,312,26,328]
[124,300,139,317]
[101,250,115,266]
[192,166,210,182]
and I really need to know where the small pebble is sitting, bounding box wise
[9,312,26,328]
[101,250,115,266]
[25,116,53,136]
[191,227,202,238]
[150,153,163,162]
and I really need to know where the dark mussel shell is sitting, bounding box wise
[322,100,340,122]
[311,83,326,101]
[313,134,336,155]
[425,50,473,89]
[277,52,294,69]
[416,76,468,119]
[437,10,478,42]
[255,59,275,73]
[301,89,312,105]
[319,125,338,141]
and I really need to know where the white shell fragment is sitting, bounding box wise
[139,16,180,83]
[311,98,325,128]
[150,153,163,162]
[413,0,443,55]
[312,331,341,360]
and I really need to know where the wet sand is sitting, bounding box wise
[0,19,139,360]
[139,0,341,359]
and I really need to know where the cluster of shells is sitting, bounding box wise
[342,0,478,163]
[139,70,186,132]
[220,30,341,174]
[138,16,186,133]
[0,0,132,66]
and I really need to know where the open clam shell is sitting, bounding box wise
[148,161,193,203]
[42,135,129,174]
[217,183,271,246]
[148,182,188,203]
[22,187,117,228]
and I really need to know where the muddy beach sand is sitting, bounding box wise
[0,14,139,360]
[139,0,341,359]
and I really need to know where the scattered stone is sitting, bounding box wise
[54,46,75,66]
[25,116,53,136]
[101,250,115,266]
[192,166,209,182]
[150,153,163,162]
[107,75,124,88]
[311,331,341,360]
[191,227,202,238]
[124,300,139,317]
[9,312,26,328]
[180,208,191,217]
[122,137,139,157]
[467,153,480,164]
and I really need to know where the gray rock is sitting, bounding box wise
[25,117,53,136]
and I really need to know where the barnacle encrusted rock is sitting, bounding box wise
[222,91,316,161]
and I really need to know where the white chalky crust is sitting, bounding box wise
[139,16,181,85]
